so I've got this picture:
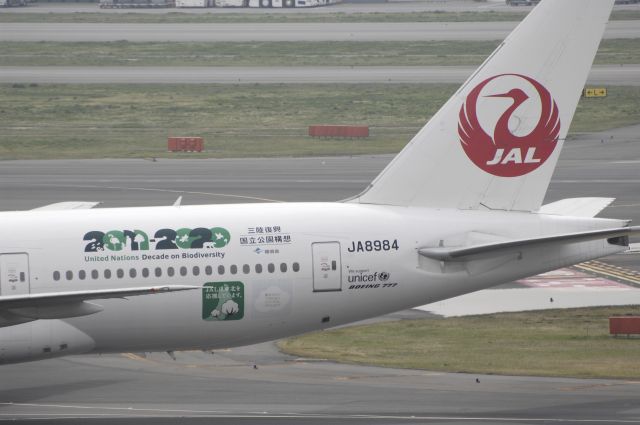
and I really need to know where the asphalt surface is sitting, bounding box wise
[1,21,638,42]
[0,0,559,14]
[1,125,639,223]
[0,125,639,424]
[2,343,640,425]
[4,0,640,14]
[2,64,639,85]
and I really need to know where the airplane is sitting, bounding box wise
[0,0,636,365]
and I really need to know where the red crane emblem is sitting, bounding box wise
[458,74,561,177]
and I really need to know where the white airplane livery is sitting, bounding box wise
[0,0,636,365]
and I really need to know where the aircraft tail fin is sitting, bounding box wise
[352,0,614,212]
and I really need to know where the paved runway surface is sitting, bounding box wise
[0,1,557,14]
[1,133,640,423]
[2,64,639,85]
[2,343,640,424]
[1,21,638,42]
[4,1,640,14]
[1,125,639,224]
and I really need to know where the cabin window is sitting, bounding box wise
[267,263,275,273]
[242,264,250,274]
[142,268,149,278]
[91,270,99,279]
[205,265,213,275]
[218,265,225,275]
[230,265,238,275]
[53,271,61,281]
[193,266,200,276]
[117,269,124,279]
[129,268,137,278]
[280,263,287,273]
[104,269,112,279]
[78,270,86,280]
[167,267,175,277]
[155,267,162,277]
[180,266,187,277]
[65,270,73,280]
[292,262,300,272]
[255,264,263,274]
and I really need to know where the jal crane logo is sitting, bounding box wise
[458,74,561,177]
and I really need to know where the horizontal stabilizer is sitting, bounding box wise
[419,226,640,262]
[0,285,198,327]
[539,198,615,218]
[32,201,101,211]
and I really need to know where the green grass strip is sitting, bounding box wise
[0,10,637,24]
[1,83,639,159]
[279,306,640,379]
[1,39,638,66]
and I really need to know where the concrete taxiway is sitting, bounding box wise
[4,1,640,14]
[2,64,639,85]
[2,343,640,424]
[1,125,639,223]
[1,21,638,43]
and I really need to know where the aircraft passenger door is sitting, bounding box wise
[0,253,30,296]
[312,242,342,292]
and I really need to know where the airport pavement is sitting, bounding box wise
[0,0,502,14]
[1,124,639,223]
[421,262,640,316]
[1,21,638,42]
[2,64,639,85]
[3,1,640,14]
[0,0,562,14]
[1,340,640,424]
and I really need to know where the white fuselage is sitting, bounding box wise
[0,202,626,363]
[0,0,621,366]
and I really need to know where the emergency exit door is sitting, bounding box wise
[312,242,342,292]
[0,253,30,296]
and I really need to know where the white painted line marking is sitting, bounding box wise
[1,403,640,423]
[25,183,284,203]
